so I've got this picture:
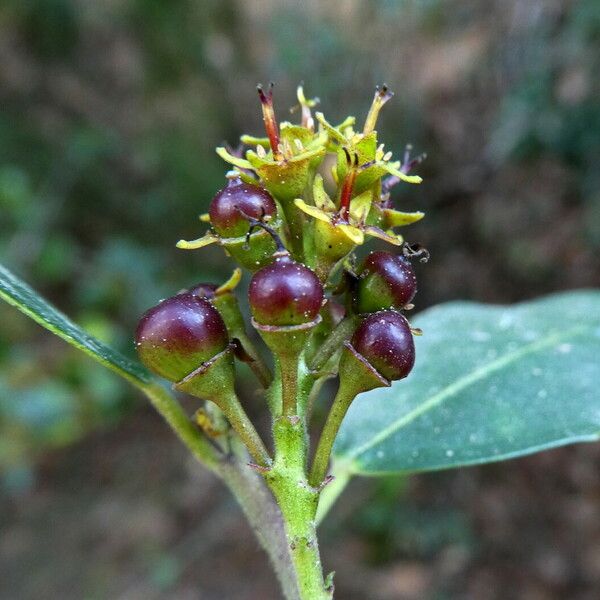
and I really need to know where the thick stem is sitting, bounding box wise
[217,457,301,600]
[277,352,300,416]
[267,416,332,600]
[309,378,357,487]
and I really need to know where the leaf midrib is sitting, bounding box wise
[342,324,586,461]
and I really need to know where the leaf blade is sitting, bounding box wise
[333,290,600,476]
[0,263,151,386]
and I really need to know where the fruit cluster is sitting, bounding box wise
[135,84,426,481]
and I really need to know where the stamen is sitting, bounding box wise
[296,85,319,130]
[363,84,394,134]
[257,83,282,160]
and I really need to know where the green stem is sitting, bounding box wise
[142,384,297,598]
[217,456,301,600]
[267,416,332,600]
[236,331,273,388]
[309,377,357,487]
[309,316,357,372]
[217,391,272,467]
[141,381,220,468]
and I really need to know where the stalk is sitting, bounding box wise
[309,377,357,487]
[267,415,332,600]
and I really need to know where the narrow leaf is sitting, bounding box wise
[0,263,151,386]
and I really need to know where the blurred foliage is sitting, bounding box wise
[347,476,473,564]
[0,0,598,487]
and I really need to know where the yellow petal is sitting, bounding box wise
[176,232,220,250]
[382,208,425,227]
[337,224,364,245]
[313,174,336,211]
[216,268,242,294]
[240,134,270,148]
[315,112,348,144]
[382,161,423,184]
[294,199,332,224]
[364,226,403,246]
[348,190,372,223]
[216,147,253,170]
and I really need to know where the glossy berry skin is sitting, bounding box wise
[249,256,323,326]
[351,310,415,381]
[135,293,229,382]
[355,251,417,314]
[209,181,277,238]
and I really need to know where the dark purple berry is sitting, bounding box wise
[356,251,417,313]
[209,181,277,238]
[135,293,229,382]
[249,255,323,326]
[351,310,415,381]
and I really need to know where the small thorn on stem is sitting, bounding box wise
[257,82,282,160]
[316,474,335,491]
[247,462,272,473]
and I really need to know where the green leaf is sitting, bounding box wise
[0,262,220,468]
[334,290,600,476]
[0,263,151,386]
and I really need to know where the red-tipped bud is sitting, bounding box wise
[355,251,417,313]
[135,293,229,382]
[209,181,277,238]
[351,310,415,381]
[249,255,323,326]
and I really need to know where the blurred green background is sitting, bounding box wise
[1,1,599,598]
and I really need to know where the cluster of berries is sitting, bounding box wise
[135,84,426,478]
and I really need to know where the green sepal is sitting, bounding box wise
[335,132,378,180]
[252,315,322,360]
[338,341,390,397]
[221,228,277,272]
[380,207,425,228]
[240,134,270,147]
[313,219,356,282]
[174,344,237,406]
[280,123,316,149]
[247,147,326,203]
